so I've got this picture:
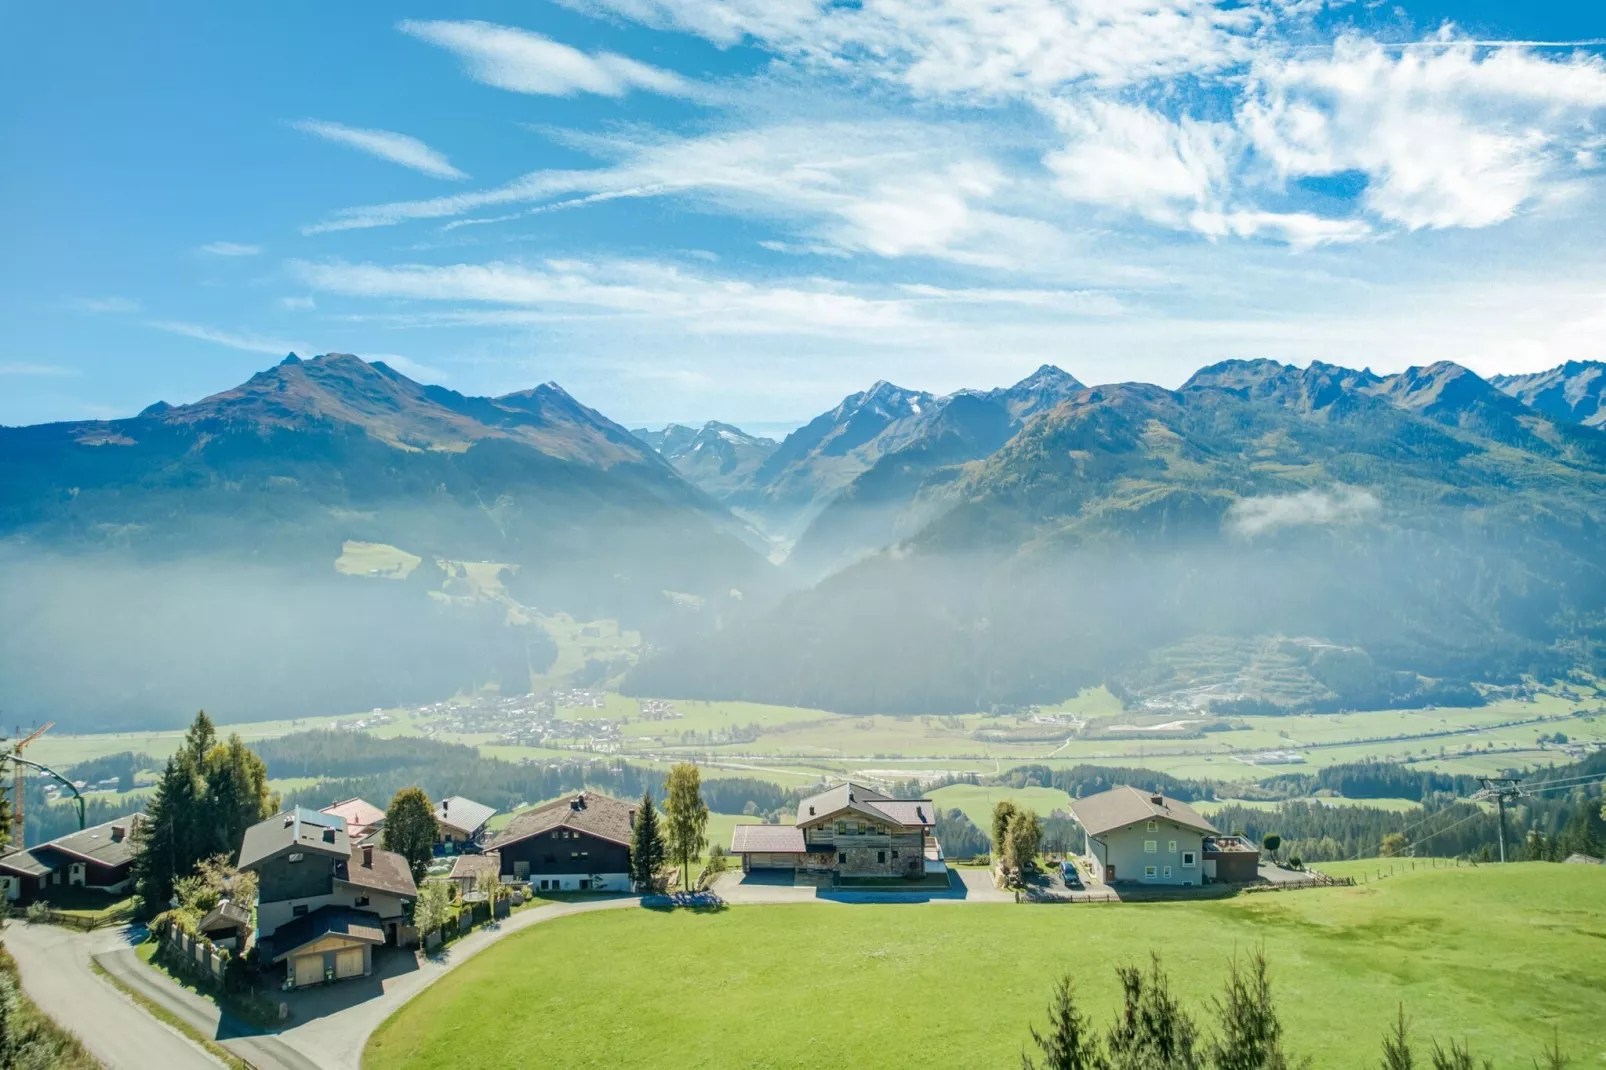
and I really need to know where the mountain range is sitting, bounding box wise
[4,352,1604,726]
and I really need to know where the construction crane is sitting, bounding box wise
[6,722,54,846]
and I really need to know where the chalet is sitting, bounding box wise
[730,782,938,880]
[238,807,418,988]
[434,795,496,852]
[0,815,143,905]
[321,798,385,842]
[484,792,632,892]
[1070,786,1216,886]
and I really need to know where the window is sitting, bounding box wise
[288,852,304,863]
[539,879,550,890]
[1163,866,1172,878]
[1168,840,1177,853]
[515,861,530,879]
[836,821,847,834]
[877,851,886,864]
[1146,820,1157,831]
[293,904,308,917]
[1144,840,1157,853]
[354,895,370,907]
[579,851,588,859]
[1144,865,1157,878]
[571,850,579,859]
[891,850,899,859]
[838,852,847,864]
[1182,852,1196,867]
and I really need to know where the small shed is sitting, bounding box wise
[1202,835,1261,883]
[197,899,252,950]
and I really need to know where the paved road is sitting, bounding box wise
[2,920,222,1070]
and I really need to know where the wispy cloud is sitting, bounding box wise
[398,19,693,98]
[199,241,262,257]
[71,296,143,314]
[146,320,304,356]
[1228,486,1382,537]
[0,363,80,377]
[279,296,317,311]
[290,119,468,180]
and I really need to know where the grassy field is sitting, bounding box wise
[364,864,1605,1070]
[929,783,1076,828]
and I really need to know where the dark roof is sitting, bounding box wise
[38,814,145,869]
[1071,787,1218,838]
[239,808,350,871]
[334,843,418,900]
[449,852,501,883]
[795,783,935,829]
[0,848,53,878]
[267,905,384,962]
[731,825,806,853]
[488,792,635,850]
[435,796,496,837]
[198,899,251,932]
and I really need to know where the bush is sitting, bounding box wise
[24,903,47,924]
[1288,856,1303,870]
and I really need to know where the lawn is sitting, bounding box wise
[364,864,1605,1070]
[929,783,1076,829]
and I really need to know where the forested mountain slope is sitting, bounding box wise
[626,360,1606,713]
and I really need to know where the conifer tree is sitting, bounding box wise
[1022,975,1107,1070]
[992,800,1021,858]
[630,788,666,891]
[1108,955,1202,1070]
[1380,1005,1413,1070]
[1208,950,1305,1070]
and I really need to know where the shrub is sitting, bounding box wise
[24,903,47,924]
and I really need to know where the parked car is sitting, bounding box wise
[1060,860,1083,888]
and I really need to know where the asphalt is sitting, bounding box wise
[2,919,222,1070]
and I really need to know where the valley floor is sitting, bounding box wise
[363,864,1604,1070]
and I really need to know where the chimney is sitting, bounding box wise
[628,809,636,825]
[111,825,126,843]
[1150,794,1164,806]
[362,844,373,868]
[442,799,449,813]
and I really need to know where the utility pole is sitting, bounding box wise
[1474,776,1524,863]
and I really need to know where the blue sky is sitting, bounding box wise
[3,1,1604,432]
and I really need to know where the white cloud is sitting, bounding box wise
[1243,38,1606,230]
[279,296,317,310]
[147,321,304,355]
[398,19,692,98]
[556,0,1258,95]
[290,119,467,180]
[199,241,262,256]
[1227,486,1381,537]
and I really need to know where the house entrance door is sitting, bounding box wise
[1105,864,1116,882]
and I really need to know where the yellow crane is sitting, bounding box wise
[7,722,54,846]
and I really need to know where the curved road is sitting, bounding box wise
[3,919,222,1070]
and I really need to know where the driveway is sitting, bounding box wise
[2,920,222,1070]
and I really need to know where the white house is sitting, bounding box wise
[1070,786,1217,886]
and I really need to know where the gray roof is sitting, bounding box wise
[448,852,502,883]
[731,825,806,853]
[1070,786,1218,838]
[335,843,417,900]
[435,796,497,837]
[198,899,251,933]
[239,808,350,871]
[0,848,53,878]
[267,905,384,962]
[795,782,935,829]
[38,814,145,869]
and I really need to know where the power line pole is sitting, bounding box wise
[1474,776,1524,862]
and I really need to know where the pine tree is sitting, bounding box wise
[1108,955,1202,1070]
[630,789,666,891]
[664,763,708,891]
[205,734,279,858]
[1208,950,1306,1070]
[1381,1005,1413,1070]
[1023,975,1107,1070]
[992,800,1021,857]
[383,787,438,883]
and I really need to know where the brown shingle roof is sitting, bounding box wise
[334,843,417,900]
[448,852,501,883]
[487,792,634,850]
[1070,786,1218,838]
[731,825,806,853]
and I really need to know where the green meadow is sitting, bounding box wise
[364,864,1605,1070]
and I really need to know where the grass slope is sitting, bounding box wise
[364,865,1604,1070]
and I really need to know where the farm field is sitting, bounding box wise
[364,864,1605,1070]
[929,783,1076,828]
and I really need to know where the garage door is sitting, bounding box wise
[294,954,323,987]
[335,947,364,979]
